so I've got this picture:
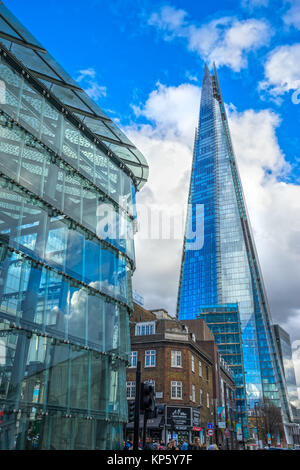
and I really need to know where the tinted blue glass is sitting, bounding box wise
[177,66,292,436]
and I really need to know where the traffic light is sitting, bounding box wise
[147,406,158,419]
[128,401,135,423]
[140,382,155,412]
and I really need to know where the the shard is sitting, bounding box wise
[177,64,294,441]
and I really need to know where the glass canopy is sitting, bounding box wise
[0,3,149,190]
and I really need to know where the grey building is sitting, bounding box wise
[273,325,300,419]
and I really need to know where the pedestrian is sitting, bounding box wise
[207,443,219,450]
[181,439,189,450]
[159,439,166,450]
[144,436,156,450]
[191,437,201,450]
[123,434,133,450]
[167,439,179,450]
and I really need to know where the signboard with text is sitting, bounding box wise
[192,409,201,427]
[166,406,191,431]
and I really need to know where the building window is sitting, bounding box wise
[129,351,137,368]
[171,350,182,367]
[200,389,203,405]
[207,392,210,408]
[171,381,182,399]
[199,360,202,377]
[145,350,156,367]
[206,365,209,381]
[127,381,136,399]
[135,322,155,336]
[192,384,196,402]
[191,354,195,372]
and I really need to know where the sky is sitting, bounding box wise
[5,0,300,396]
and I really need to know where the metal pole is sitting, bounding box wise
[142,410,148,449]
[255,402,260,448]
[133,361,141,451]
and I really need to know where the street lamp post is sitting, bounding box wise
[254,401,260,448]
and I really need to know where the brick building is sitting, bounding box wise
[126,303,236,447]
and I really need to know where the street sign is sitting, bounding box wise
[207,423,213,429]
[193,426,202,432]
[207,429,214,437]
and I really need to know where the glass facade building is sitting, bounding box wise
[273,325,300,418]
[177,65,292,437]
[0,4,148,449]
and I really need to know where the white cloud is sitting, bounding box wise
[259,44,300,96]
[227,107,300,338]
[148,6,272,71]
[125,79,300,390]
[76,67,107,101]
[241,0,269,8]
[284,0,300,29]
[126,82,201,313]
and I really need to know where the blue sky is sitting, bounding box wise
[5,0,300,386]
[6,0,300,182]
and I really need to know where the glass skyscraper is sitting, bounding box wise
[0,4,148,449]
[273,325,300,417]
[177,64,292,438]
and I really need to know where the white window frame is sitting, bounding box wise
[192,384,196,402]
[171,381,182,399]
[135,321,155,336]
[171,350,182,368]
[200,389,203,405]
[145,350,156,367]
[129,351,137,368]
[207,392,210,408]
[126,381,136,399]
[199,360,202,377]
[191,354,195,373]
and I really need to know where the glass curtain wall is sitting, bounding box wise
[177,65,292,438]
[0,5,148,449]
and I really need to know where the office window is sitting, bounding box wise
[145,350,156,367]
[129,351,137,368]
[206,365,209,381]
[191,354,195,372]
[192,384,196,402]
[207,392,210,408]
[135,322,155,336]
[199,360,202,377]
[171,350,182,367]
[200,389,203,405]
[127,381,136,399]
[171,381,182,399]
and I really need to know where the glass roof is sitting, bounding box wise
[0,3,148,189]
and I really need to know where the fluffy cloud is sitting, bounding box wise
[76,67,107,101]
[284,0,300,29]
[228,107,300,334]
[259,43,300,96]
[148,6,272,71]
[124,78,300,390]
[126,83,201,312]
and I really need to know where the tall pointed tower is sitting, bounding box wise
[177,65,293,439]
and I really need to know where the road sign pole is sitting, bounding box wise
[133,361,141,451]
